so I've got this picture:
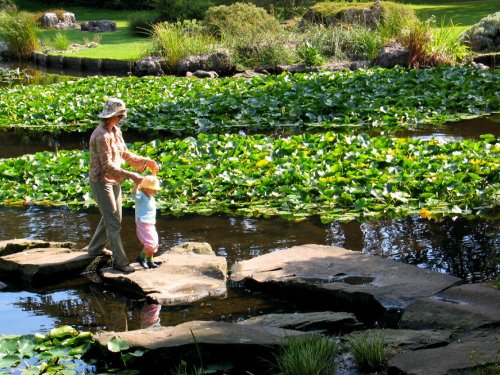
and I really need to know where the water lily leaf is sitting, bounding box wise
[49,326,78,340]
[0,354,20,369]
[107,337,130,353]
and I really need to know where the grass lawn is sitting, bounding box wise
[404,0,499,33]
[15,0,499,60]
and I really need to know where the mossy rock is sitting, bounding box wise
[301,1,417,30]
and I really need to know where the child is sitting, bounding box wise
[133,175,161,269]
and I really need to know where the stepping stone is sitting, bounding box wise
[0,247,93,284]
[230,244,462,325]
[0,238,77,256]
[388,332,500,375]
[401,283,500,330]
[238,311,361,334]
[101,243,227,306]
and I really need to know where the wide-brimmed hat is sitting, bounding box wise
[140,175,161,191]
[98,98,127,119]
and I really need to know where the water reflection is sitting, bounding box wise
[0,206,497,334]
[140,302,162,329]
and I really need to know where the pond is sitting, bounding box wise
[0,64,498,338]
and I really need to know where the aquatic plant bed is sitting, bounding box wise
[0,66,497,134]
[0,133,497,223]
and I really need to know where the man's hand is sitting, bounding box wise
[147,159,160,175]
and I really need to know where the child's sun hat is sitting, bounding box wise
[140,175,161,191]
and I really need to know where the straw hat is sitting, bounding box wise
[140,175,161,191]
[98,98,127,119]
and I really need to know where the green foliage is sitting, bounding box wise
[156,0,213,22]
[277,333,339,375]
[297,41,325,66]
[398,16,472,67]
[0,66,497,134]
[0,10,39,60]
[150,20,217,71]
[204,2,281,36]
[0,133,498,223]
[51,31,71,51]
[347,330,387,371]
[461,11,500,52]
[0,0,15,11]
[129,11,158,37]
[0,326,93,373]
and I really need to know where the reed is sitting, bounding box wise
[0,10,39,60]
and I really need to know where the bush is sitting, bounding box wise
[129,11,158,37]
[297,41,325,65]
[156,0,213,22]
[204,2,281,36]
[0,10,39,60]
[0,0,15,12]
[150,20,217,71]
[398,16,471,67]
[52,32,70,50]
[347,330,387,371]
[276,333,339,375]
[461,11,500,52]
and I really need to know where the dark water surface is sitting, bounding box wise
[0,205,498,335]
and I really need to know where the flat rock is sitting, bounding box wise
[95,320,304,349]
[231,245,462,323]
[0,247,93,284]
[345,328,452,352]
[238,311,361,334]
[388,332,500,375]
[401,283,500,330]
[0,238,77,256]
[101,247,227,306]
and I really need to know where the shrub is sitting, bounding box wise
[0,0,15,12]
[399,16,471,67]
[461,11,500,52]
[156,0,213,22]
[223,28,295,68]
[204,2,281,37]
[347,330,387,371]
[297,41,325,65]
[150,20,218,71]
[378,2,418,39]
[0,10,39,60]
[129,11,158,37]
[52,32,70,50]
[276,333,339,375]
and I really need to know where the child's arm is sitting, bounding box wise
[132,181,140,195]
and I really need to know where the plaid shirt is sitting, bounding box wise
[89,123,148,184]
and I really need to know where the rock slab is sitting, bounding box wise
[231,244,462,314]
[101,243,227,306]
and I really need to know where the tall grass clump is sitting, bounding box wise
[0,10,38,59]
[399,16,471,67]
[276,334,339,375]
[150,20,217,71]
[347,330,387,371]
[52,32,70,51]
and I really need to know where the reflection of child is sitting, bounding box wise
[140,301,161,329]
[133,175,161,269]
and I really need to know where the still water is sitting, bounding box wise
[0,65,498,336]
[0,205,498,335]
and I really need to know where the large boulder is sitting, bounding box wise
[374,41,410,68]
[132,56,164,77]
[231,244,462,325]
[41,12,59,28]
[178,49,234,76]
[461,11,500,52]
[0,238,77,257]
[81,20,116,33]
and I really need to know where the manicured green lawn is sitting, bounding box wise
[15,0,499,60]
[405,0,499,33]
